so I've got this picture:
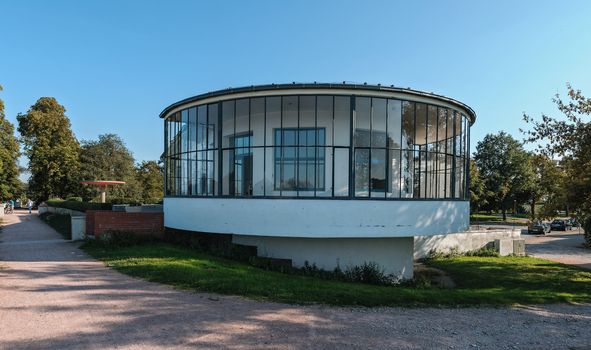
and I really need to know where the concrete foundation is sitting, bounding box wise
[414,228,522,259]
[232,235,414,280]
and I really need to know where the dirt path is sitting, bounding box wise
[1,211,590,350]
[523,230,591,270]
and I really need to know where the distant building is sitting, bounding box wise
[160,83,475,279]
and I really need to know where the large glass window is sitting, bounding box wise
[164,94,470,200]
[274,128,325,191]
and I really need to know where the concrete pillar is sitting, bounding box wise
[71,216,86,241]
[100,185,106,203]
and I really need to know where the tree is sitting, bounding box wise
[0,85,21,200]
[474,132,535,220]
[469,159,487,212]
[17,97,80,202]
[135,160,163,203]
[527,154,565,219]
[523,84,591,219]
[78,134,140,201]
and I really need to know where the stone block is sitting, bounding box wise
[494,239,513,256]
[513,239,525,256]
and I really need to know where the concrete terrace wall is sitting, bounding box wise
[414,229,522,259]
[85,210,164,238]
[233,235,414,279]
[164,198,469,238]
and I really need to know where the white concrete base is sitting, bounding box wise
[414,229,522,259]
[232,235,414,280]
[165,197,469,238]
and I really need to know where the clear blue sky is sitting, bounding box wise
[1,0,590,167]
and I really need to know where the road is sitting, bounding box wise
[1,211,590,350]
[523,228,591,270]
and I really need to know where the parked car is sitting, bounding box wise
[528,221,551,234]
[550,219,572,231]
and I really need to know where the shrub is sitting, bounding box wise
[464,246,500,257]
[427,245,499,259]
[46,199,112,212]
[66,197,83,202]
[342,262,400,286]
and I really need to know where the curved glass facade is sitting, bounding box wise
[164,94,470,200]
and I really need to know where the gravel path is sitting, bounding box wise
[1,211,590,350]
[523,229,591,270]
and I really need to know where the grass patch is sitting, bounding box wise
[470,213,528,225]
[81,241,591,306]
[39,212,71,239]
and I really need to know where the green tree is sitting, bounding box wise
[17,97,80,202]
[469,159,487,212]
[135,160,163,203]
[523,84,591,220]
[528,154,565,219]
[78,134,140,201]
[474,132,535,220]
[0,85,21,200]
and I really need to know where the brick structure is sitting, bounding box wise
[86,210,164,238]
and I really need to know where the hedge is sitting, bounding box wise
[45,200,112,212]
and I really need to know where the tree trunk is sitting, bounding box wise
[530,201,536,220]
[502,205,507,221]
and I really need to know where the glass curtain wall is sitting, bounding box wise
[164,94,470,200]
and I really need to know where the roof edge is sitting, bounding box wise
[159,83,476,123]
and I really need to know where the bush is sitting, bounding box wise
[46,199,112,212]
[427,246,499,259]
[464,246,500,257]
[66,197,83,202]
[96,230,152,248]
[342,262,400,286]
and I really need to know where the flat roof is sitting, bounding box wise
[159,82,477,123]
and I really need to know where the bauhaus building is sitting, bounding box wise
[161,83,474,279]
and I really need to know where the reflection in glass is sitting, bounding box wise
[387,99,401,148]
[354,149,369,197]
[371,98,387,148]
[370,148,386,197]
[355,97,370,147]
[334,96,350,146]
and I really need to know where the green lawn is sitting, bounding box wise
[470,213,528,225]
[81,241,591,306]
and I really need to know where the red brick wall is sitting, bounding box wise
[86,210,164,238]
